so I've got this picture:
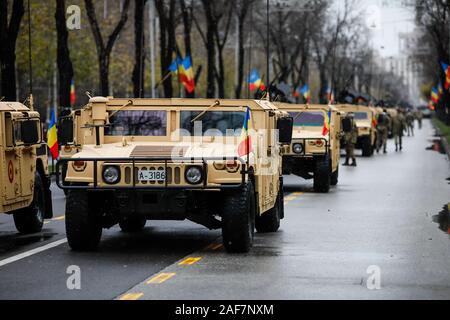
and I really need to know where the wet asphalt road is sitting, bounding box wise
[0,120,449,300]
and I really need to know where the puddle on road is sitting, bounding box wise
[0,232,58,254]
[432,204,450,235]
[426,139,446,154]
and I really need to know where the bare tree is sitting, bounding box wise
[234,0,255,98]
[85,0,131,96]
[55,0,74,110]
[0,0,24,101]
[195,0,235,98]
[155,0,176,98]
[416,0,450,123]
[133,0,147,98]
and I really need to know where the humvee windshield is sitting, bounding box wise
[354,112,369,120]
[289,112,324,127]
[180,111,245,136]
[105,110,167,136]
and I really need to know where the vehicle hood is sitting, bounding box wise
[292,130,329,141]
[69,142,245,160]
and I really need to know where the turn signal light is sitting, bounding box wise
[72,160,87,172]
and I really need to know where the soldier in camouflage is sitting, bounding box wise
[343,113,358,167]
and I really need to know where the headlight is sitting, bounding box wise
[293,143,304,154]
[103,166,120,185]
[185,166,203,185]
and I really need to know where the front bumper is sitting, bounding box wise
[56,156,248,191]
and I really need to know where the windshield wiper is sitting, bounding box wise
[191,100,221,123]
[108,100,134,120]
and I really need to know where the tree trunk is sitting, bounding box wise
[85,0,130,96]
[55,0,74,110]
[0,0,24,101]
[155,0,175,98]
[202,0,216,98]
[132,0,146,98]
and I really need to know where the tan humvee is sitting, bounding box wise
[57,97,293,253]
[336,104,377,157]
[275,103,342,193]
[0,101,53,233]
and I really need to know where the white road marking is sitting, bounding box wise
[0,238,68,267]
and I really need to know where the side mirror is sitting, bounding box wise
[277,117,294,145]
[59,116,74,145]
[21,120,40,145]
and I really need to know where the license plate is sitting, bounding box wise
[138,170,166,182]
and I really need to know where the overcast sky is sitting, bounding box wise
[355,0,417,57]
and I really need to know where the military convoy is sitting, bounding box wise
[0,101,53,234]
[336,104,377,157]
[275,103,342,193]
[56,97,293,253]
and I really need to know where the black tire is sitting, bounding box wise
[314,158,331,193]
[65,190,102,251]
[362,136,373,157]
[119,217,146,233]
[222,181,256,253]
[331,167,339,186]
[256,188,282,233]
[13,173,45,234]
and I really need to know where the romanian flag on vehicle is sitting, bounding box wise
[431,87,439,104]
[300,85,311,104]
[70,79,76,106]
[322,110,331,136]
[441,62,450,90]
[248,70,265,91]
[47,111,59,159]
[238,107,253,157]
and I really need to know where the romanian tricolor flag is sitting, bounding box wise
[326,87,335,104]
[248,70,265,91]
[431,87,440,104]
[428,100,435,111]
[70,79,76,106]
[47,111,59,160]
[300,85,311,104]
[438,82,444,97]
[238,107,253,157]
[169,55,196,94]
[441,62,450,90]
[322,110,331,136]
[372,113,378,128]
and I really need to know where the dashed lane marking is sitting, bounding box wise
[179,257,202,266]
[119,293,144,301]
[146,273,176,284]
[0,238,68,267]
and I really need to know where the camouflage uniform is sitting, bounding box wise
[343,116,358,167]
[376,112,390,154]
[392,111,406,151]
[416,110,423,130]
[405,112,415,137]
